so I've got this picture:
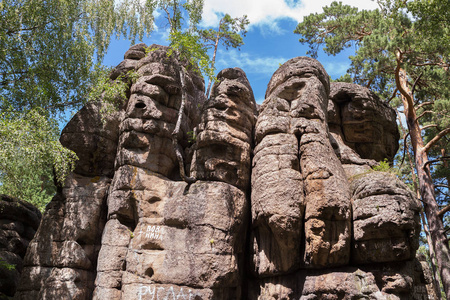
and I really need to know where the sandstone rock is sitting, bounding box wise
[250,260,433,300]
[92,45,250,299]
[0,195,41,298]
[252,57,351,275]
[15,175,110,300]
[350,171,421,264]
[15,47,433,300]
[191,67,257,190]
[328,82,400,162]
[15,55,121,298]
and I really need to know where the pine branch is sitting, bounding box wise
[416,101,434,109]
[411,72,423,96]
[387,88,398,103]
[422,156,450,169]
[421,124,438,131]
[416,110,434,120]
[438,204,450,218]
[423,129,450,154]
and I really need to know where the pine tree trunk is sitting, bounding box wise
[396,62,450,298]
[422,211,443,299]
[205,35,219,99]
[400,118,442,298]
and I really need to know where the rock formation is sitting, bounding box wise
[14,44,436,299]
[0,195,41,298]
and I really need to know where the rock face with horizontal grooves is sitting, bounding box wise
[252,57,351,276]
[14,46,435,300]
[191,67,257,190]
[92,45,255,299]
[0,195,41,298]
[328,82,400,164]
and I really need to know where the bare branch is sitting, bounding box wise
[162,5,174,32]
[399,131,410,169]
[411,72,423,96]
[387,88,398,103]
[416,110,434,120]
[436,184,450,189]
[423,156,450,169]
[416,101,434,109]
[438,204,450,218]
[421,124,438,131]
[423,128,450,153]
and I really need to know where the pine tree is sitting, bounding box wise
[294,0,450,296]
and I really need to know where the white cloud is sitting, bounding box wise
[216,49,287,75]
[202,0,379,31]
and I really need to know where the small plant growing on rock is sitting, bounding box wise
[372,159,392,172]
[187,131,197,143]
[0,258,15,271]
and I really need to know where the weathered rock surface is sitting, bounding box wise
[191,67,257,190]
[328,82,400,163]
[0,195,41,298]
[350,172,421,264]
[14,43,131,300]
[252,57,351,275]
[249,259,435,299]
[14,46,434,299]
[93,49,253,299]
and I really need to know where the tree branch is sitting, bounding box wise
[421,124,438,131]
[394,49,415,117]
[438,204,450,218]
[399,131,410,169]
[412,62,450,68]
[416,101,434,109]
[422,156,450,169]
[162,5,174,32]
[416,110,434,120]
[423,128,450,153]
[387,88,398,103]
[411,72,423,96]
[436,184,450,189]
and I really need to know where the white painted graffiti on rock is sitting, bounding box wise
[137,225,163,240]
[138,284,195,300]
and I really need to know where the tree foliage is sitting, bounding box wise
[0,0,156,114]
[0,109,77,210]
[295,0,450,296]
[0,0,250,206]
[0,0,156,208]
[199,13,249,97]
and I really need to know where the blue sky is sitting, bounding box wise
[102,0,379,104]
